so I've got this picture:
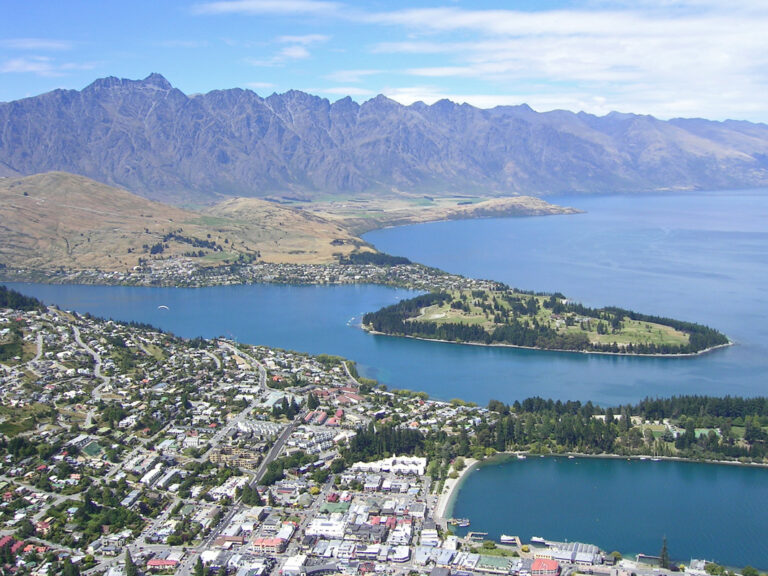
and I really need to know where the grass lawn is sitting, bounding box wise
[410,289,690,348]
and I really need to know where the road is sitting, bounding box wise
[252,416,300,483]
[342,361,360,387]
[218,341,267,390]
[33,333,43,363]
[72,324,110,393]
[72,324,113,427]
[192,341,270,462]
[203,350,222,370]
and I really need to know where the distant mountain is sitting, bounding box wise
[1,73,767,204]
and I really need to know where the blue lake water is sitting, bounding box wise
[7,191,768,406]
[448,456,768,569]
[5,190,768,568]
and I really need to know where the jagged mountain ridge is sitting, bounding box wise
[1,73,767,203]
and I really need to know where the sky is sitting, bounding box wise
[1,0,768,122]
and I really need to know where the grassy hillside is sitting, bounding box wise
[0,172,371,272]
[203,197,372,263]
[309,193,581,235]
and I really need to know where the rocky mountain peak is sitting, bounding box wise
[1,74,767,203]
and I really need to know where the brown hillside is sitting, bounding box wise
[0,172,367,272]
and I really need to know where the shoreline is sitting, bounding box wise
[434,458,479,523]
[551,450,768,470]
[492,450,768,471]
[437,451,768,526]
[363,328,733,358]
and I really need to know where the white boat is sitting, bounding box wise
[531,536,548,545]
[500,535,517,544]
[517,454,527,460]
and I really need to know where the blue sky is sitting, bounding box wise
[1,0,767,122]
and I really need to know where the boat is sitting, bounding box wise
[500,535,518,544]
[157,305,169,310]
[517,454,527,460]
[531,537,548,545]
[448,518,470,527]
[568,455,575,459]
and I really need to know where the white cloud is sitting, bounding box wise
[193,0,341,15]
[322,86,373,96]
[244,32,328,67]
[279,45,311,59]
[278,34,329,45]
[0,56,97,77]
[325,69,381,83]
[199,0,768,120]
[0,38,73,51]
[381,85,449,105]
[406,66,474,78]
[245,81,276,90]
[366,3,768,120]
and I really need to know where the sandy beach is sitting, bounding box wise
[434,457,479,522]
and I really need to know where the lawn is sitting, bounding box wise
[411,289,690,348]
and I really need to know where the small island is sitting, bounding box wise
[362,288,730,355]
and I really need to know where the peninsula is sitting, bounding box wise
[362,289,730,355]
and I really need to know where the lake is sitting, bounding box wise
[448,455,768,569]
[10,190,768,406]
[5,190,768,568]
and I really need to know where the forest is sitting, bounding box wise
[341,395,768,472]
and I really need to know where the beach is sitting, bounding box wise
[434,457,479,522]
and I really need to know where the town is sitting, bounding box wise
[0,259,503,294]
[0,290,760,576]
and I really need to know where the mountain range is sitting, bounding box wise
[1,73,767,204]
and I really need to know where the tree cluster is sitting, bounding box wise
[0,286,45,311]
[341,423,425,464]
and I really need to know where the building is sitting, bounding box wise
[253,537,286,554]
[282,554,307,576]
[532,559,560,576]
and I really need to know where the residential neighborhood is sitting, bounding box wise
[0,293,756,576]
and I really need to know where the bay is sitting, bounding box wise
[363,190,768,404]
[448,456,768,570]
[7,191,768,406]
[5,190,768,568]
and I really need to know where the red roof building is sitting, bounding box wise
[532,559,560,576]
[147,559,179,570]
[252,537,286,554]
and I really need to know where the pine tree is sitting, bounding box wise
[125,549,137,576]
[659,536,670,569]
[194,557,205,576]
[62,558,81,576]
